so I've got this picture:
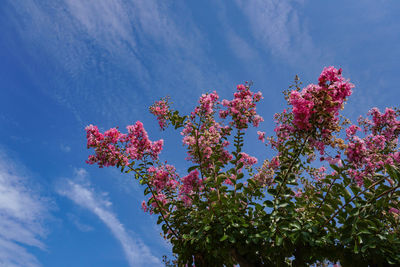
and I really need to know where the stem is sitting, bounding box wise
[321,177,386,229]
[275,134,310,197]
[313,176,338,219]
[271,135,310,218]
[359,185,400,215]
[193,116,216,214]
[233,129,242,197]
[375,185,400,200]
[270,135,310,242]
[129,166,180,241]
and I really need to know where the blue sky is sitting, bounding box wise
[1,1,400,266]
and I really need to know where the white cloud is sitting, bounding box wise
[235,0,318,64]
[57,171,161,267]
[0,151,50,267]
[60,144,71,152]
[6,0,226,123]
[67,213,94,232]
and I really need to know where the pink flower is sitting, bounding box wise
[289,90,314,130]
[224,178,234,185]
[346,125,360,139]
[147,164,178,192]
[239,152,258,167]
[195,91,219,115]
[149,98,171,130]
[257,131,266,143]
[220,84,263,129]
[85,121,163,168]
[150,139,164,160]
[268,156,280,170]
[178,170,204,206]
[326,156,343,167]
[389,208,400,214]
[181,111,231,167]
[294,189,302,197]
[141,201,148,212]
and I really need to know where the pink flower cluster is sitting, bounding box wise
[306,166,327,183]
[273,67,353,156]
[239,152,258,167]
[257,131,266,143]
[224,174,236,186]
[180,170,203,205]
[252,159,276,186]
[181,119,232,167]
[150,98,170,130]
[85,121,163,168]
[181,91,232,168]
[345,108,400,186]
[194,91,219,116]
[289,66,353,133]
[389,207,400,214]
[268,156,280,170]
[219,84,263,129]
[147,165,179,192]
[289,90,315,130]
[271,110,294,148]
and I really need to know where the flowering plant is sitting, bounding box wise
[86,67,400,266]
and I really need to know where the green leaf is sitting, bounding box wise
[330,164,341,172]
[267,188,277,196]
[264,200,274,208]
[386,164,400,183]
[237,162,244,170]
[144,187,151,195]
[278,202,289,208]
[217,174,226,184]
[236,183,243,190]
[187,165,199,172]
[220,234,228,242]
[354,242,359,254]
[275,235,283,246]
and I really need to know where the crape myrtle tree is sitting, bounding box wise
[85,67,400,266]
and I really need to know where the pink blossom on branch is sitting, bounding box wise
[220,83,264,129]
[273,66,354,159]
[257,131,266,143]
[344,107,400,187]
[85,121,164,168]
[180,169,202,205]
[239,152,258,167]
[149,97,171,130]
[147,164,179,192]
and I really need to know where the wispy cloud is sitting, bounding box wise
[234,0,319,64]
[0,151,50,267]
[6,0,226,123]
[60,144,71,153]
[57,168,161,267]
[67,213,94,232]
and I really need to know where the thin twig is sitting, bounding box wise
[129,166,181,241]
[313,176,338,219]
[275,135,310,197]
[321,177,386,229]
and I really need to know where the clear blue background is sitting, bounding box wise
[1,1,400,266]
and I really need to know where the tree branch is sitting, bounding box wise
[321,177,386,229]
[129,166,181,241]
